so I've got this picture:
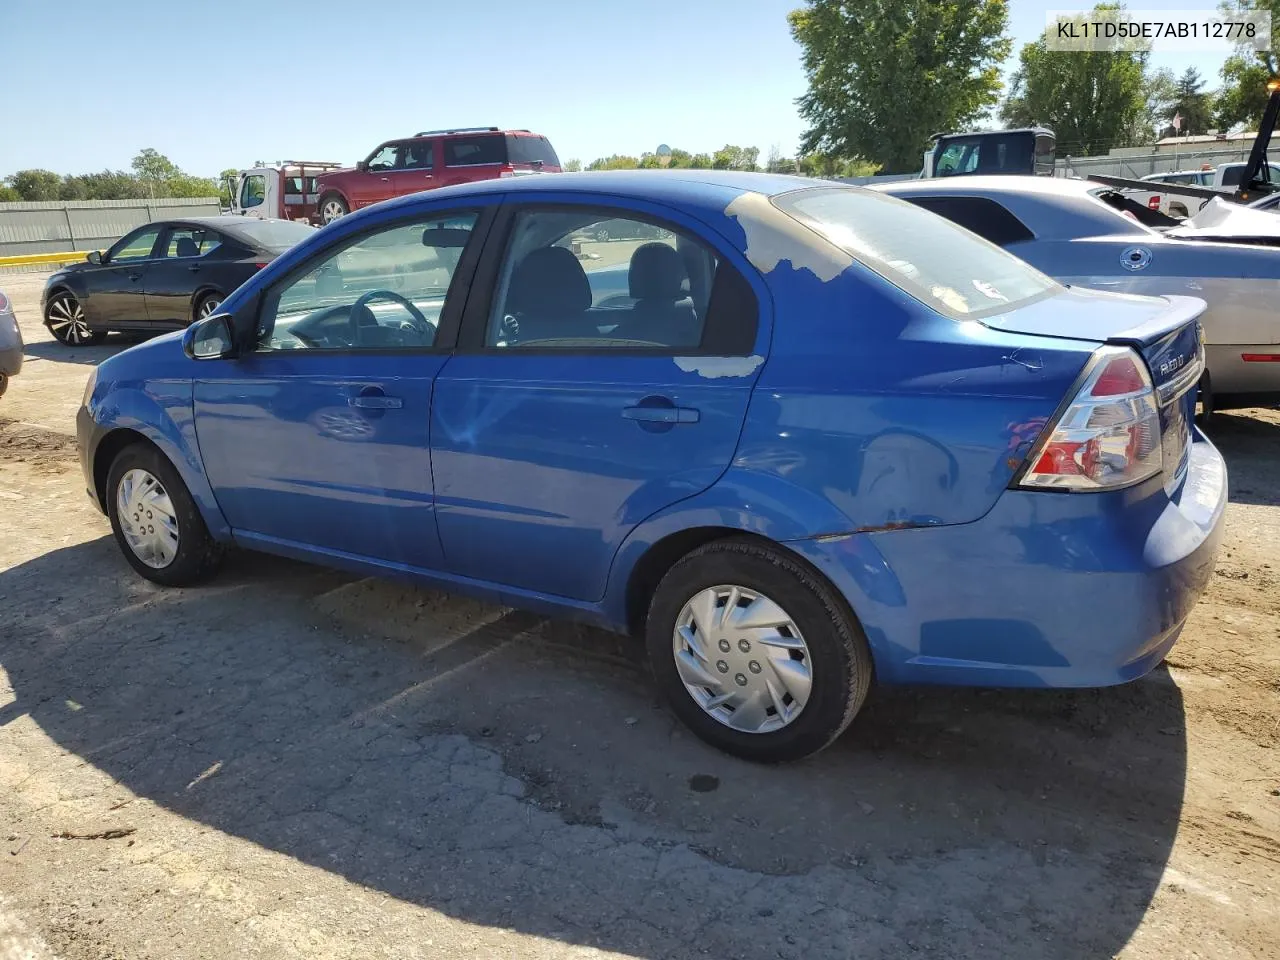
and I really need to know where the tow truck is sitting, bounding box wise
[226,161,344,224]
[1089,82,1280,218]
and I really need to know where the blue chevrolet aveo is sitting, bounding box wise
[77,170,1227,762]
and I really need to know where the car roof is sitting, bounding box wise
[370,169,838,219]
[874,175,1102,199]
[156,216,310,244]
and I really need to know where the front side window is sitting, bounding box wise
[366,144,400,172]
[485,208,753,352]
[257,212,478,352]
[445,135,506,167]
[775,187,1059,319]
[163,228,222,258]
[241,175,266,208]
[108,226,161,262]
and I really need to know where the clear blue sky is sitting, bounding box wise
[0,0,1248,179]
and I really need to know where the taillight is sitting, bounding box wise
[1148,195,1161,210]
[0,291,9,312]
[1018,346,1162,491]
[254,262,269,270]
[498,164,516,178]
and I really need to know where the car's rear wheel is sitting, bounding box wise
[645,538,873,763]
[46,292,105,346]
[193,292,223,323]
[319,194,348,224]
[105,443,224,587]
[596,226,610,241]
[1195,372,1215,426]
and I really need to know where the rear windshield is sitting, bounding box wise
[444,134,507,166]
[506,134,560,167]
[231,219,317,252]
[773,187,1059,319]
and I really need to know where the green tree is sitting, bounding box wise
[1216,54,1274,130]
[1160,67,1214,136]
[796,152,879,177]
[562,158,582,172]
[1000,4,1151,155]
[586,154,640,170]
[790,0,1010,173]
[7,169,63,201]
[0,185,19,203]
[711,145,760,170]
[131,147,182,184]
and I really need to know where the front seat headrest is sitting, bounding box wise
[507,247,591,315]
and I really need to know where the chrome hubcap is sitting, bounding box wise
[48,296,90,344]
[198,298,221,318]
[116,469,179,568]
[322,201,344,222]
[673,585,813,734]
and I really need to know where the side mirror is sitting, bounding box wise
[356,160,368,172]
[86,251,102,265]
[183,313,237,360]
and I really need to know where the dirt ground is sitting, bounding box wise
[0,269,1277,959]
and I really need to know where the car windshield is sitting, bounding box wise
[773,187,1059,319]
[231,219,317,253]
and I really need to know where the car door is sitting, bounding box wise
[192,204,494,569]
[351,142,402,209]
[386,139,437,197]
[90,225,163,326]
[430,200,767,602]
[144,225,225,324]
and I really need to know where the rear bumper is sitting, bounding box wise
[1206,343,1280,401]
[790,432,1227,688]
[0,343,21,377]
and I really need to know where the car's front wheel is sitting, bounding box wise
[645,538,873,763]
[105,443,224,586]
[45,291,105,346]
[319,194,349,224]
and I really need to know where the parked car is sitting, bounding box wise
[575,219,672,242]
[227,161,344,223]
[41,217,316,346]
[1127,162,1280,218]
[0,290,22,397]
[314,127,561,225]
[877,175,1280,414]
[78,171,1225,762]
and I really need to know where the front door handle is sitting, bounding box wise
[622,404,699,424]
[349,394,403,409]
[187,264,200,273]
[127,272,142,281]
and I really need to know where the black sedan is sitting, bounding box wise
[41,217,316,345]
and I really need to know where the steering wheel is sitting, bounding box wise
[349,290,432,345]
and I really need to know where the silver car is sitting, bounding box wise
[876,176,1280,414]
[0,290,22,398]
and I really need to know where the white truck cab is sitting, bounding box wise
[228,162,343,224]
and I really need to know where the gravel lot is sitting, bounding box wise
[0,270,1277,959]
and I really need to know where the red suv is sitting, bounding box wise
[313,127,561,224]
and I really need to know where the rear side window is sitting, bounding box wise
[774,187,1059,319]
[445,135,506,166]
[506,135,560,167]
[903,196,1035,247]
[1221,166,1244,187]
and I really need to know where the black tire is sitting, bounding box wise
[0,373,7,398]
[192,292,223,324]
[318,193,349,224]
[105,443,224,587]
[645,538,874,763]
[45,291,106,346]
[1195,372,1214,427]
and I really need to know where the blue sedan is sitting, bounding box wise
[77,171,1227,762]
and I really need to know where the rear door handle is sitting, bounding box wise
[349,394,402,409]
[622,405,699,424]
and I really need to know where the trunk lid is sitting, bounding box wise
[983,285,1205,493]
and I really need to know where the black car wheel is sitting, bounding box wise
[645,537,874,763]
[193,292,223,323]
[46,291,105,346]
[106,442,225,586]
